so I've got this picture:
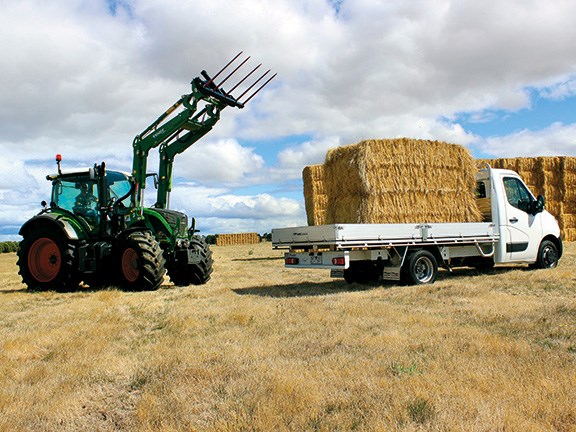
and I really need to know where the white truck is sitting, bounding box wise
[272,166,563,285]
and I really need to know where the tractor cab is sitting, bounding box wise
[48,161,133,235]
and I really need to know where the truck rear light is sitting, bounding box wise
[285,257,299,265]
[332,257,346,266]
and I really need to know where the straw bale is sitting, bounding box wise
[323,139,482,224]
[216,233,260,246]
[303,165,327,226]
[565,186,576,201]
[564,228,576,242]
[476,197,492,221]
[564,200,576,215]
[561,214,576,230]
[564,157,576,187]
[545,201,563,218]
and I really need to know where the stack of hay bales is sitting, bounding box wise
[565,158,576,242]
[216,233,260,246]
[303,138,483,225]
[481,156,576,242]
[303,165,327,226]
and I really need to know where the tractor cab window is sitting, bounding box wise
[106,171,132,207]
[52,177,99,227]
[503,177,533,213]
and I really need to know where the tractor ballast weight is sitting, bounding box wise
[17,53,275,291]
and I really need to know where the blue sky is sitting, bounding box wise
[1,0,575,240]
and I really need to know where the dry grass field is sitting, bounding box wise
[0,242,575,431]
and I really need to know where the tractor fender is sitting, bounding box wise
[19,213,83,241]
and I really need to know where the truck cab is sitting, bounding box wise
[477,167,562,266]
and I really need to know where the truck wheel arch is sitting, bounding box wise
[543,234,563,260]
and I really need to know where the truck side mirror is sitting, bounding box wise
[530,195,546,216]
[534,195,545,214]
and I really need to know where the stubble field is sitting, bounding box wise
[0,242,575,431]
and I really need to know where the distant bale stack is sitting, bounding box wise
[317,138,482,224]
[216,233,260,246]
[482,156,576,242]
[302,164,327,226]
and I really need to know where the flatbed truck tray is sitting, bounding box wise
[272,222,499,250]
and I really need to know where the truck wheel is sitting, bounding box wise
[167,236,213,286]
[17,225,79,291]
[532,240,559,269]
[117,231,166,291]
[402,250,438,285]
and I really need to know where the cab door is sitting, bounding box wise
[501,176,542,262]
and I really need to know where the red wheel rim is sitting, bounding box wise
[28,238,61,283]
[122,248,139,282]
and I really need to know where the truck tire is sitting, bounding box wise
[402,249,438,285]
[17,225,79,291]
[117,231,166,291]
[532,239,559,269]
[167,236,213,286]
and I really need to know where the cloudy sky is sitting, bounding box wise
[1,0,576,240]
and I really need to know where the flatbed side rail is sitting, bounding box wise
[273,235,499,251]
[271,222,499,250]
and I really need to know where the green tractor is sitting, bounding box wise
[17,54,275,291]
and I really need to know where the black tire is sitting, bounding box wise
[402,249,438,285]
[532,239,559,269]
[17,224,79,291]
[116,231,166,291]
[167,236,213,286]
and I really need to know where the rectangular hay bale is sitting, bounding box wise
[216,233,260,246]
[322,138,483,224]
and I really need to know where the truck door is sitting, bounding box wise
[501,176,542,262]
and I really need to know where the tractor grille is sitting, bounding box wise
[154,209,188,237]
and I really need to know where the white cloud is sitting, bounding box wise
[174,139,264,185]
[273,136,341,179]
[167,183,304,234]
[538,77,576,101]
[479,122,576,157]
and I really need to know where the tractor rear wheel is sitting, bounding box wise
[117,231,166,291]
[17,225,79,291]
[167,236,213,286]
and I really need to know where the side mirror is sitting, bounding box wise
[534,195,545,214]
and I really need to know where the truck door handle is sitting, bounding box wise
[509,217,518,223]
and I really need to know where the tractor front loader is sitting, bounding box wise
[17,53,275,291]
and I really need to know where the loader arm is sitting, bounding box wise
[130,52,276,210]
[155,100,222,209]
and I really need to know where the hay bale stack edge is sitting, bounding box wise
[303,164,327,226]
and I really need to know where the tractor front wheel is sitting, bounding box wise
[167,236,213,286]
[17,225,79,291]
[116,231,166,291]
